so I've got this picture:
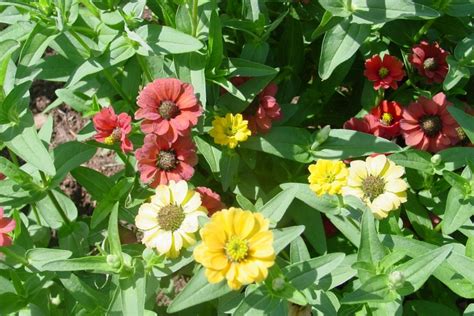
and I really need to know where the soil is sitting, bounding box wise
[29,80,124,215]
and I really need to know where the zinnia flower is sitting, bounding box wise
[193,207,275,290]
[136,134,197,187]
[409,41,449,84]
[343,115,379,135]
[0,173,5,180]
[195,187,225,216]
[135,78,203,143]
[370,100,403,139]
[209,113,251,149]
[135,180,207,258]
[364,54,405,90]
[308,159,348,196]
[93,107,133,153]
[342,155,408,219]
[400,92,459,152]
[0,208,15,247]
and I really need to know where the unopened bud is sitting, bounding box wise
[272,277,286,291]
[388,271,405,288]
[106,254,121,269]
[431,154,442,166]
[50,294,61,306]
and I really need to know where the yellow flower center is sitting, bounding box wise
[381,112,393,125]
[157,205,185,231]
[378,67,389,78]
[225,236,249,262]
[361,175,385,201]
[159,100,180,120]
[104,128,121,145]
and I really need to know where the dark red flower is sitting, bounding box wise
[400,92,459,153]
[195,187,225,216]
[136,134,197,187]
[370,100,404,139]
[409,41,449,84]
[364,54,405,90]
[93,107,133,153]
[343,114,379,135]
[0,173,5,181]
[229,77,282,134]
[136,78,202,143]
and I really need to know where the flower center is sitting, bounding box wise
[381,112,393,125]
[423,57,437,71]
[157,205,185,231]
[378,67,389,79]
[157,150,177,171]
[361,175,385,201]
[225,236,249,262]
[456,126,466,142]
[104,128,121,145]
[159,100,180,120]
[419,115,442,137]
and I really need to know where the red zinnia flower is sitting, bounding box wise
[136,78,202,143]
[409,41,449,84]
[229,77,282,134]
[343,114,379,135]
[93,107,133,153]
[136,134,197,187]
[364,54,405,90]
[195,187,225,216]
[0,208,15,247]
[0,173,5,181]
[370,100,403,139]
[400,92,459,153]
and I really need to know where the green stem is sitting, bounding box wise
[414,19,435,43]
[31,203,42,226]
[116,151,134,176]
[79,0,100,18]
[39,171,71,226]
[102,69,132,104]
[137,55,153,83]
[69,30,92,55]
[191,0,199,37]
[7,148,19,166]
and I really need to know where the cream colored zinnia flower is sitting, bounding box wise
[193,208,275,290]
[135,180,207,258]
[342,155,408,219]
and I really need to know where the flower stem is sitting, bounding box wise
[191,0,199,37]
[102,69,132,104]
[414,19,435,43]
[7,148,19,166]
[137,55,153,83]
[39,171,71,227]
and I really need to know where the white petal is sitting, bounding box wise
[385,179,408,193]
[151,185,170,207]
[342,186,364,199]
[156,230,173,254]
[142,227,161,247]
[367,155,387,177]
[383,163,405,181]
[350,160,368,180]
[173,231,183,252]
[183,192,202,213]
[180,214,199,233]
[170,180,188,205]
[135,213,158,230]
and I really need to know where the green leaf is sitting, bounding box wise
[280,182,340,215]
[108,203,122,261]
[283,253,345,289]
[388,150,433,173]
[442,170,471,194]
[43,256,117,272]
[228,58,279,77]
[26,248,72,271]
[448,106,474,144]
[135,25,203,55]
[444,57,470,90]
[195,136,222,174]
[208,76,246,101]
[290,237,311,264]
[240,127,313,163]
[220,150,239,191]
[445,0,474,17]
[60,273,107,311]
[0,156,41,191]
[37,190,77,229]
[260,186,297,226]
[291,200,327,255]
[358,210,385,281]
[167,268,231,313]
[0,81,30,123]
[442,186,474,234]
[312,129,401,159]
[207,10,223,70]
[403,191,433,237]
[71,166,114,200]
[404,300,458,316]
[319,20,370,80]
[351,0,439,23]
[273,226,305,254]
[341,274,396,304]
[91,178,133,228]
[438,147,474,171]
[119,261,146,316]
[234,286,285,316]
[395,245,452,295]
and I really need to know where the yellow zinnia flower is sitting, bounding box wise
[135,180,207,258]
[209,113,251,149]
[193,208,275,290]
[308,159,348,196]
[342,155,408,219]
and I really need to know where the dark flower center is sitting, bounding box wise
[423,57,437,71]
[157,205,185,231]
[361,175,385,201]
[157,150,178,171]
[378,67,389,79]
[419,115,442,137]
[159,100,180,120]
[455,126,466,142]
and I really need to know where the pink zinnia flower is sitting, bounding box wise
[228,77,282,134]
[136,134,197,187]
[93,107,133,153]
[0,208,15,247]
[0,173,5,181]
[370,100,404,139]
[409,41,449,84]
[400,92,459,152]
[136,78,202,143]
[343,115,379,135]
[364,54,405,90]
[195,187,225,216]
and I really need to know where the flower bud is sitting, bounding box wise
[388,270,405,288]
[106,254,121,269]
[272,277,286,292]
[431,154,442,166]
[50,294,61,306]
